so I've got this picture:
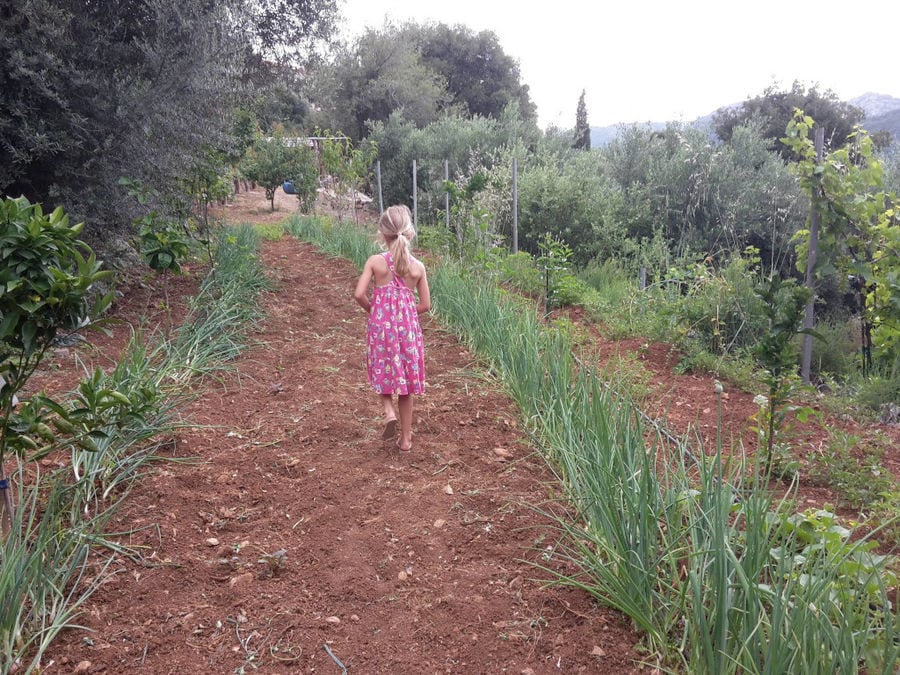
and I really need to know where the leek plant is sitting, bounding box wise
[285,215,375,268]
[0,224,271,673]
[0,473,109,673]
[287,214,899,674]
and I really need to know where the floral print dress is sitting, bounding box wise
[366,252,425,395]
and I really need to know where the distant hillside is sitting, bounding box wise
[850,92,900,117]
[589,122,664,147]
[851,93,900,140]
[590,92,900,148]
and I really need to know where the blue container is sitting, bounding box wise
[282,181,296,195]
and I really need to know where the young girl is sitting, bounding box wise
[353,205,430,452]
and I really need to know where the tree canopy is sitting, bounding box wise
[713,81,865,159]
[313,25,450,141]
[312,20,535,142]
[0,0,338,239]
[413,23,536,123]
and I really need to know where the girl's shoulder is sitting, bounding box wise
[409,255,427,273]
[367,252,389,268]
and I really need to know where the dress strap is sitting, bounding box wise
[383,251,408,289]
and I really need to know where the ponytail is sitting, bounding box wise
[388,234,412,277]
[378,205,415,277]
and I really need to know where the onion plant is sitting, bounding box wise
[0,224,270,673]
[287,214,899,674]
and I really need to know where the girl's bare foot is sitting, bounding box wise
[382,418,398,440]
[397,439,412,452]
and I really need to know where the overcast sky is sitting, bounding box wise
[336,0,900,129]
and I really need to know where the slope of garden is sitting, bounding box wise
[35,192,642,673]
[8,187,896,673]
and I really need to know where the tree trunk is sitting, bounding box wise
[800,126,825,384]
[0,466,13,536]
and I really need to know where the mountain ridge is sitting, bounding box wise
[589,92,900,147]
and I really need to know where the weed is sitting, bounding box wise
[808,430,897,509]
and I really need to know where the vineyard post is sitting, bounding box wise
[445,160,450,232]
[512,158,518,254]
[376,160,383,213]
[800,126,824,384]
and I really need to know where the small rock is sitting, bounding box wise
[521,669,536,675]
[325,616,340,624]
[433,519,446,529]
[397,570,408,581]
[443,484,454,495]
[591,646,606,656]
[350,614,360,622]
[493,447,512,459]
[229,573,254,588]
[205,538,219,547]
[73,662,92,674]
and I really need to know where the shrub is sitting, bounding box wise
[808,318,858,380]
[498,251,542,297]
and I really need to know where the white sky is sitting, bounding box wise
[336,0,900,129]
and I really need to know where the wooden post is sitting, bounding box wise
[412,160,417,228]
[800,126,825,385]
[640,267,647,290]
[444,160,450,232]
[376,160,383,213]
[512,158,519,254]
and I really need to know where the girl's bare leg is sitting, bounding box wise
[380,394,396,421]
[397,394,413,450]
[380,393,398,440]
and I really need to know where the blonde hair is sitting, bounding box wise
[377,205,416,277]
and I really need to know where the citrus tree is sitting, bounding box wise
[319,131,377,221]
[241,134,318,211]
[0,197,113,530]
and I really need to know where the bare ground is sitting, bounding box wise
[29,187,898,674]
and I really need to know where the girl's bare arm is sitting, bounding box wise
[353,257,376,312]
[415,266,431,315]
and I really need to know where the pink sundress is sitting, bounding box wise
[366,252,425,395]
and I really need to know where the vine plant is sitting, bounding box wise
[782,110,900,370]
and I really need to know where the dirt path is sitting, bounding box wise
[39,186,899,673]
[46,232,642,673]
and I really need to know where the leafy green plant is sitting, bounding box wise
[751,274,816,475]
[442,173,496,261]
[138,217,191,275]
[318,130,377,221]
[498,251,542,296]
[808,430,897,508]
[0,222,272,670]
[664,250,767,357]
[536,233,573,312]
[783,111,900,371]
[241,133,317,212]
[120,178,190,269]
[0,197,113,529]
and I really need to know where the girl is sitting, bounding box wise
[353,205,430,452]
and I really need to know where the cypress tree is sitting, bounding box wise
[573,90,591,150]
